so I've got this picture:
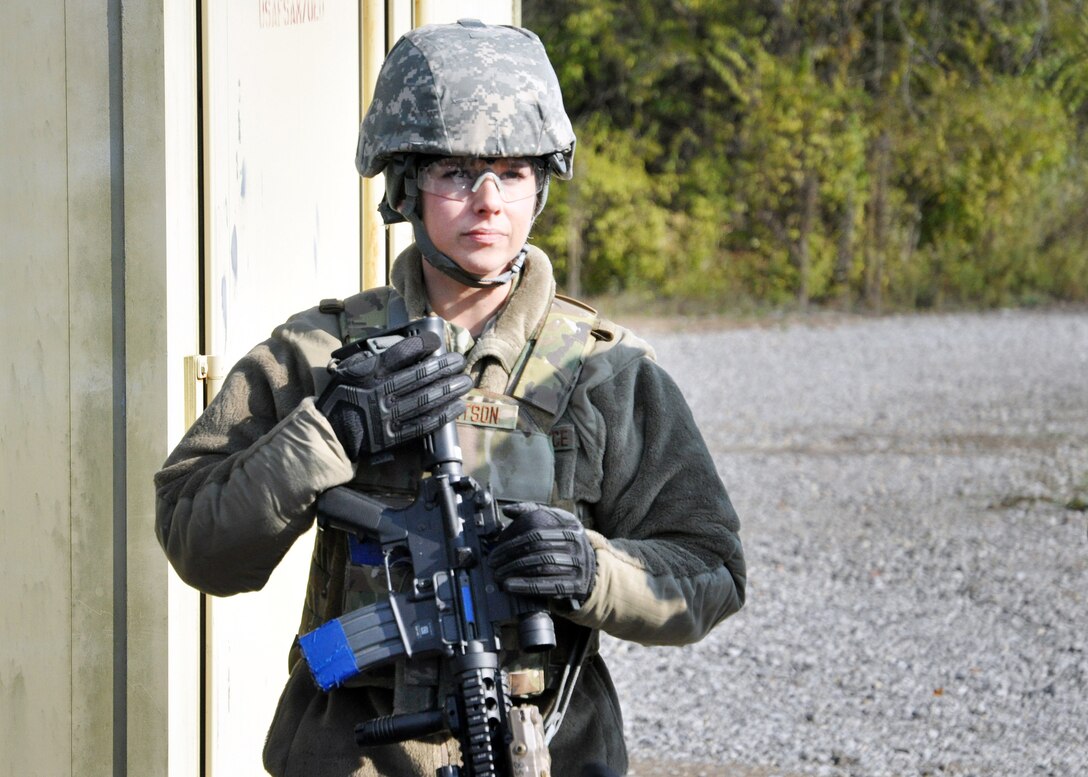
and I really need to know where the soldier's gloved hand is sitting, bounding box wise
[489,502,596,602]
[316,330,472,461]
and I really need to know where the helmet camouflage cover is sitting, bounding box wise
[356,19,576,181]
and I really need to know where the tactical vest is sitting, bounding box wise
[294,287,601,706]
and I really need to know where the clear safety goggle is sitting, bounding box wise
[417,157,545,203]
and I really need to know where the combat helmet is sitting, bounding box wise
[356,18,576,287]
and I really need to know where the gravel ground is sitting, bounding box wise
[603,309,1088,777]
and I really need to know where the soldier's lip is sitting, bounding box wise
[464,229,505,241]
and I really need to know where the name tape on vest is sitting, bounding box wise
[459,397,519,430]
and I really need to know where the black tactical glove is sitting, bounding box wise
[316,330,473,461]
[489,502,596,602]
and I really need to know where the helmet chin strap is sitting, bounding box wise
[395,161,527,289]
[406,210,526,288]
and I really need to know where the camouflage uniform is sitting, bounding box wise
[155,19,745,777]
[156,245,745,775]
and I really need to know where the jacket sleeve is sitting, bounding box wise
[154,334,354,597]
[561,333,746,645]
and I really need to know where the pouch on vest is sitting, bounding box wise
[456,389,554,505]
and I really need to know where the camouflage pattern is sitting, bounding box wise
[340,288,408,345]
[319,291,398,345]
[513,296,599,418]
[356,19,575,180]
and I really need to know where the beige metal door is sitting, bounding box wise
[200,2,361,774]
[197,2,519,774]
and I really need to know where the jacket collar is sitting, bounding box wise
[390,245,556,375]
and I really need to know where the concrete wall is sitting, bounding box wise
[1,0,200,774]
[2,1,116,774]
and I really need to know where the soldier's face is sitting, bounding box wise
[420,167,535,280]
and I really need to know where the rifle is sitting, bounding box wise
[298,315,574,777]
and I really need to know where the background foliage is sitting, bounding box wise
[523,0,1088,310]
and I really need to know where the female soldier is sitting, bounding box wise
[155,19,745,777]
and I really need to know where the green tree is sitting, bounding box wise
[524,0,1088,309]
